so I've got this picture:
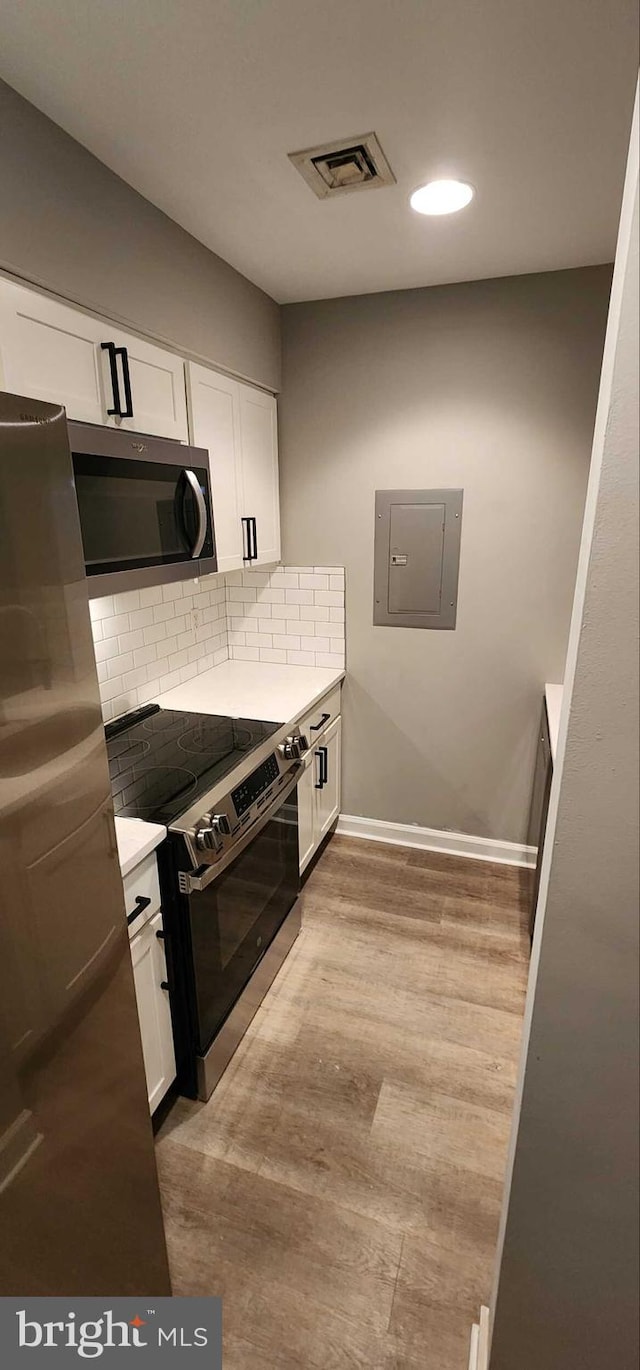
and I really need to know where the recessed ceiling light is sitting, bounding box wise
[410,179,474,216]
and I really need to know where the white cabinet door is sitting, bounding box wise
[104,326,188,442]
[299,714,342,873]
[297,752,317,874]
[130,909,176,1113]
[0,278,106,423]
[315,715,342,841]
[187,362,244,572]
[237,381,281,566]
[0,278,188,441]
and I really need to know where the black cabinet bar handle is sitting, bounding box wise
[250,516,258,561]
[160,980,170,991]
[155,929,165,941]
[315,747,328,790]
[241,516,252,562]
[310,712,330,733]
[101,341,122,416]
[116,346,134,418]
[127,894,151,925]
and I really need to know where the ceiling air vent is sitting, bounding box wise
[289,132,396,199]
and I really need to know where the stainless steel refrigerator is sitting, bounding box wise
[0,393,171,1295]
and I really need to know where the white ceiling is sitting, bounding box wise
[0,0,637,303]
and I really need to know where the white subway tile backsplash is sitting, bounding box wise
[316,652,344,668]
[91,571,230,721]
[286,588,314,605]
[139,585,163,607]
[153,601,175,623]
[133,644,157,668]
[234,645,260,661]
[101,613,130,639]
[129,607,154,630]
[269,572,298,588]
[259,648,287,664]
[118,629,144,654]
[162,581,184,601]
[89,596,114,621]
[107,652,134,678]
[287,650,315,666]
[91,562,343,722]
[224,564,345,672]
[299,574,329,590]
[315,591,343,607]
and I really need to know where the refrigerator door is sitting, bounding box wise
[0,394,170,1295]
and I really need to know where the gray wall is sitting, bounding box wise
[0,79,280,391]
[280,267,611,842]
[490,113,639,1369]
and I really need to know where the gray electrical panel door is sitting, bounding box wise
[373,489,463,629]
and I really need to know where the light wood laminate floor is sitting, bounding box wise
[156,836,530,1369]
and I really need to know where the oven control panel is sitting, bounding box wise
[232,752,280,818]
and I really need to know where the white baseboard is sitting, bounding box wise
[336,813,535,868]
[468,1306,491,1370]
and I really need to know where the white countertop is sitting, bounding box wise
[153,659,345,726]
[115,815,166,878]
[545,683,563,764]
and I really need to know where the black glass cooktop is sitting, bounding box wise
[105,703,280,824]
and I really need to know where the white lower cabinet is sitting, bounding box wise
[298,715,342,873]
[130,908,176,1113]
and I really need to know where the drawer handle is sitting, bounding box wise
[160,980,170,992]
[310,712,330,733]
[155,929,165,941]
[126,894,151,926]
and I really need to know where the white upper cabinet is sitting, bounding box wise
[187,363,244,573]
[0,279,106,423]
[237,380,281,567]
[0,277,188,441]
[187,361,280,572]
[99,324,189,442]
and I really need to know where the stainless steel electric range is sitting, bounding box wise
[106,702,308,1100]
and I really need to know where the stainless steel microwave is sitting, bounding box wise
[68,421,217,597]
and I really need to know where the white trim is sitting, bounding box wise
[468,1323,480,1370]
[336,813,535,868]
[477,1307,490,1370]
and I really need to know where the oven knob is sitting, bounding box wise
[211,813,232,836]
[196,825,222,852]
[279,734,308,761]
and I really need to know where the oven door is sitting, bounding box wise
[187,782,300,1065]
[68,422,216,595]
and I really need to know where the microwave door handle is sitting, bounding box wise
[183,469,208,558]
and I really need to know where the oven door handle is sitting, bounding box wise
[180,765,301,894]
[182,469,208,558]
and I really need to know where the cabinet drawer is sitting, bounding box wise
[124,852,161,936]
[299,685,342,743]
